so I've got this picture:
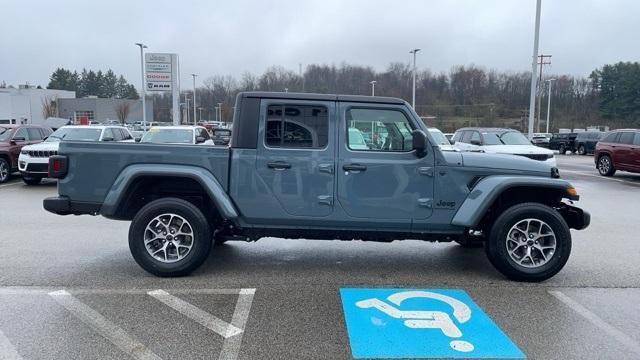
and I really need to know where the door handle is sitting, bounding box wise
[267,161,291,170]
[343,163,367,172]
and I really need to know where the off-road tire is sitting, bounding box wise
[558,144,566,155]
[129,197,212,277]
[578,144,586,155]
[485,202,571,282]
[0,158,10,183]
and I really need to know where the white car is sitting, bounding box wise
[18,125,134,185]
[428,128,456,151]
[452,127,556,166]
[140,126,215,145]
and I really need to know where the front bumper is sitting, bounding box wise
[43,196,101,216]
[558,204,591,230]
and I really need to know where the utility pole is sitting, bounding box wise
[545,78,556,133]
[527,0,542,139]
[536,54,552,132]
[135,43,147,130]
[191,74,197,124]
[299,63,305,92]
[409,49,420,108]
[370,80,376,96]
[217,102,223,123]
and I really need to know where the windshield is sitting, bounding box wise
[141,129,193,144]
[0,127,12,142]
[428,129,450,145]
[483,131,531,145]
[46,127,102,142]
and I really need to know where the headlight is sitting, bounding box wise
[20,150,28,155]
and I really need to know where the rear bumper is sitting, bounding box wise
[43,196,101,216]
[558,204,590,230]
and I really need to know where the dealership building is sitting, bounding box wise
[57,97,153,124]
[0,86,75,124]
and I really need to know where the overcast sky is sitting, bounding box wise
[2,0,638,90]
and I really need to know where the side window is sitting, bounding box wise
[470,131,481,144]
[451,131,462,142]
[634,133,640,145]
[102,128,114,141]
[112,128,124,141]
[619,132,635,145]
[266,104,328,148]
[461,131,472,143]
[199,128,210,140]
[14,128,29,141]
[601,132,617,143]
[121,129,133,140]
[346,108,413,152]
[27,128,43,140]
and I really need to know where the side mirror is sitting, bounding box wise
[411,129,428,158]
[449,140,455,145]
[135,137,142,143]
[102,136,114,142]
[470,139,482,146]
[12,136,26,143]
[195,136,206,144]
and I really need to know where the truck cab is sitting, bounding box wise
[44,92,590,281]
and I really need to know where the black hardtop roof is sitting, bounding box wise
[238,91,406,105]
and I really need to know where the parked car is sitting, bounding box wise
[594,129,640,176]
[0,124,53,183]
[211,128,232,146]
[548,133,577,154]
[452,127,556,166]
[428,128,456,151]
[140,126,215,145]
[18,125,134,185]
[44,91,589,282]
[574,131,604,155]
[531,133,552,148]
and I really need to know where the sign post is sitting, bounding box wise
[145,53,180,125]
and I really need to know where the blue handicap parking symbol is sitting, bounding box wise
[340,288,525,359]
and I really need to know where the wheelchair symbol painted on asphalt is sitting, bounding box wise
[356,290,474,352]
[340,288,525,359]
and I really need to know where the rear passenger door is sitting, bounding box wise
[256,100,335,217]
[631,133,640,171]
[616,132,636,168]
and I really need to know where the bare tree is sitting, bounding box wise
[115,101,131,124]
[41,96,57,118]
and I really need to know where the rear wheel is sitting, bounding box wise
[129,197,212,277]
[578,144,586,155]
[558,144,566,155]
[22,176,42,185]
[485,203,571,282]
[597,154,616,176]
[0,158,10,183]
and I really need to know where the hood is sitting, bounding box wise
[21,141,60,151]
[460,151,552,175]
[482,144,553,155]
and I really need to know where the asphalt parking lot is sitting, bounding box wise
[1,154,640,360]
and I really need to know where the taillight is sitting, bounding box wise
[48,155,68,178]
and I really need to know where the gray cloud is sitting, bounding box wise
[2,0,638,90]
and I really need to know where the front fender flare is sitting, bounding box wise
[451,175,573,228]
[100,164,239,220]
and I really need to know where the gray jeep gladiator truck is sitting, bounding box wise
[44,92,590,281]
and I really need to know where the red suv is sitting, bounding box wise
[595,129,640,176]
[0,125,53,183]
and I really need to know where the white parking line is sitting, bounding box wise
[0,181,21,189]
[49,290,162,360]
[549,290,640,356]
[0,328,23,360]
[218,288,256,360]
[561,169,640,186]
[148,289,243,338]
[0,287,245,295]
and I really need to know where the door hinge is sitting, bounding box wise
[318,163,334,174]
[418,167,434,177]
[417,198,433,208]
[317,195,334,206]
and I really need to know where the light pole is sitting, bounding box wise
[191,74,197,124]
[370,80,376,96]
[409,48,420,108]
[135,42,147,130]
[217,102,223,123]
[545,78,556,133]
[214,106,219,122]
[527,0,542,139]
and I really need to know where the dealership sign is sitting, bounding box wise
[144,53,176,92]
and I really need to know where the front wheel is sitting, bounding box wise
[597,155,616,176]
[578,145,586,155]
[558,144,566,155]
[0,158,10,183]
[485,203,571,282]
[129,198,212,277]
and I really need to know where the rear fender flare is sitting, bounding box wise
[100,164,239,220]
